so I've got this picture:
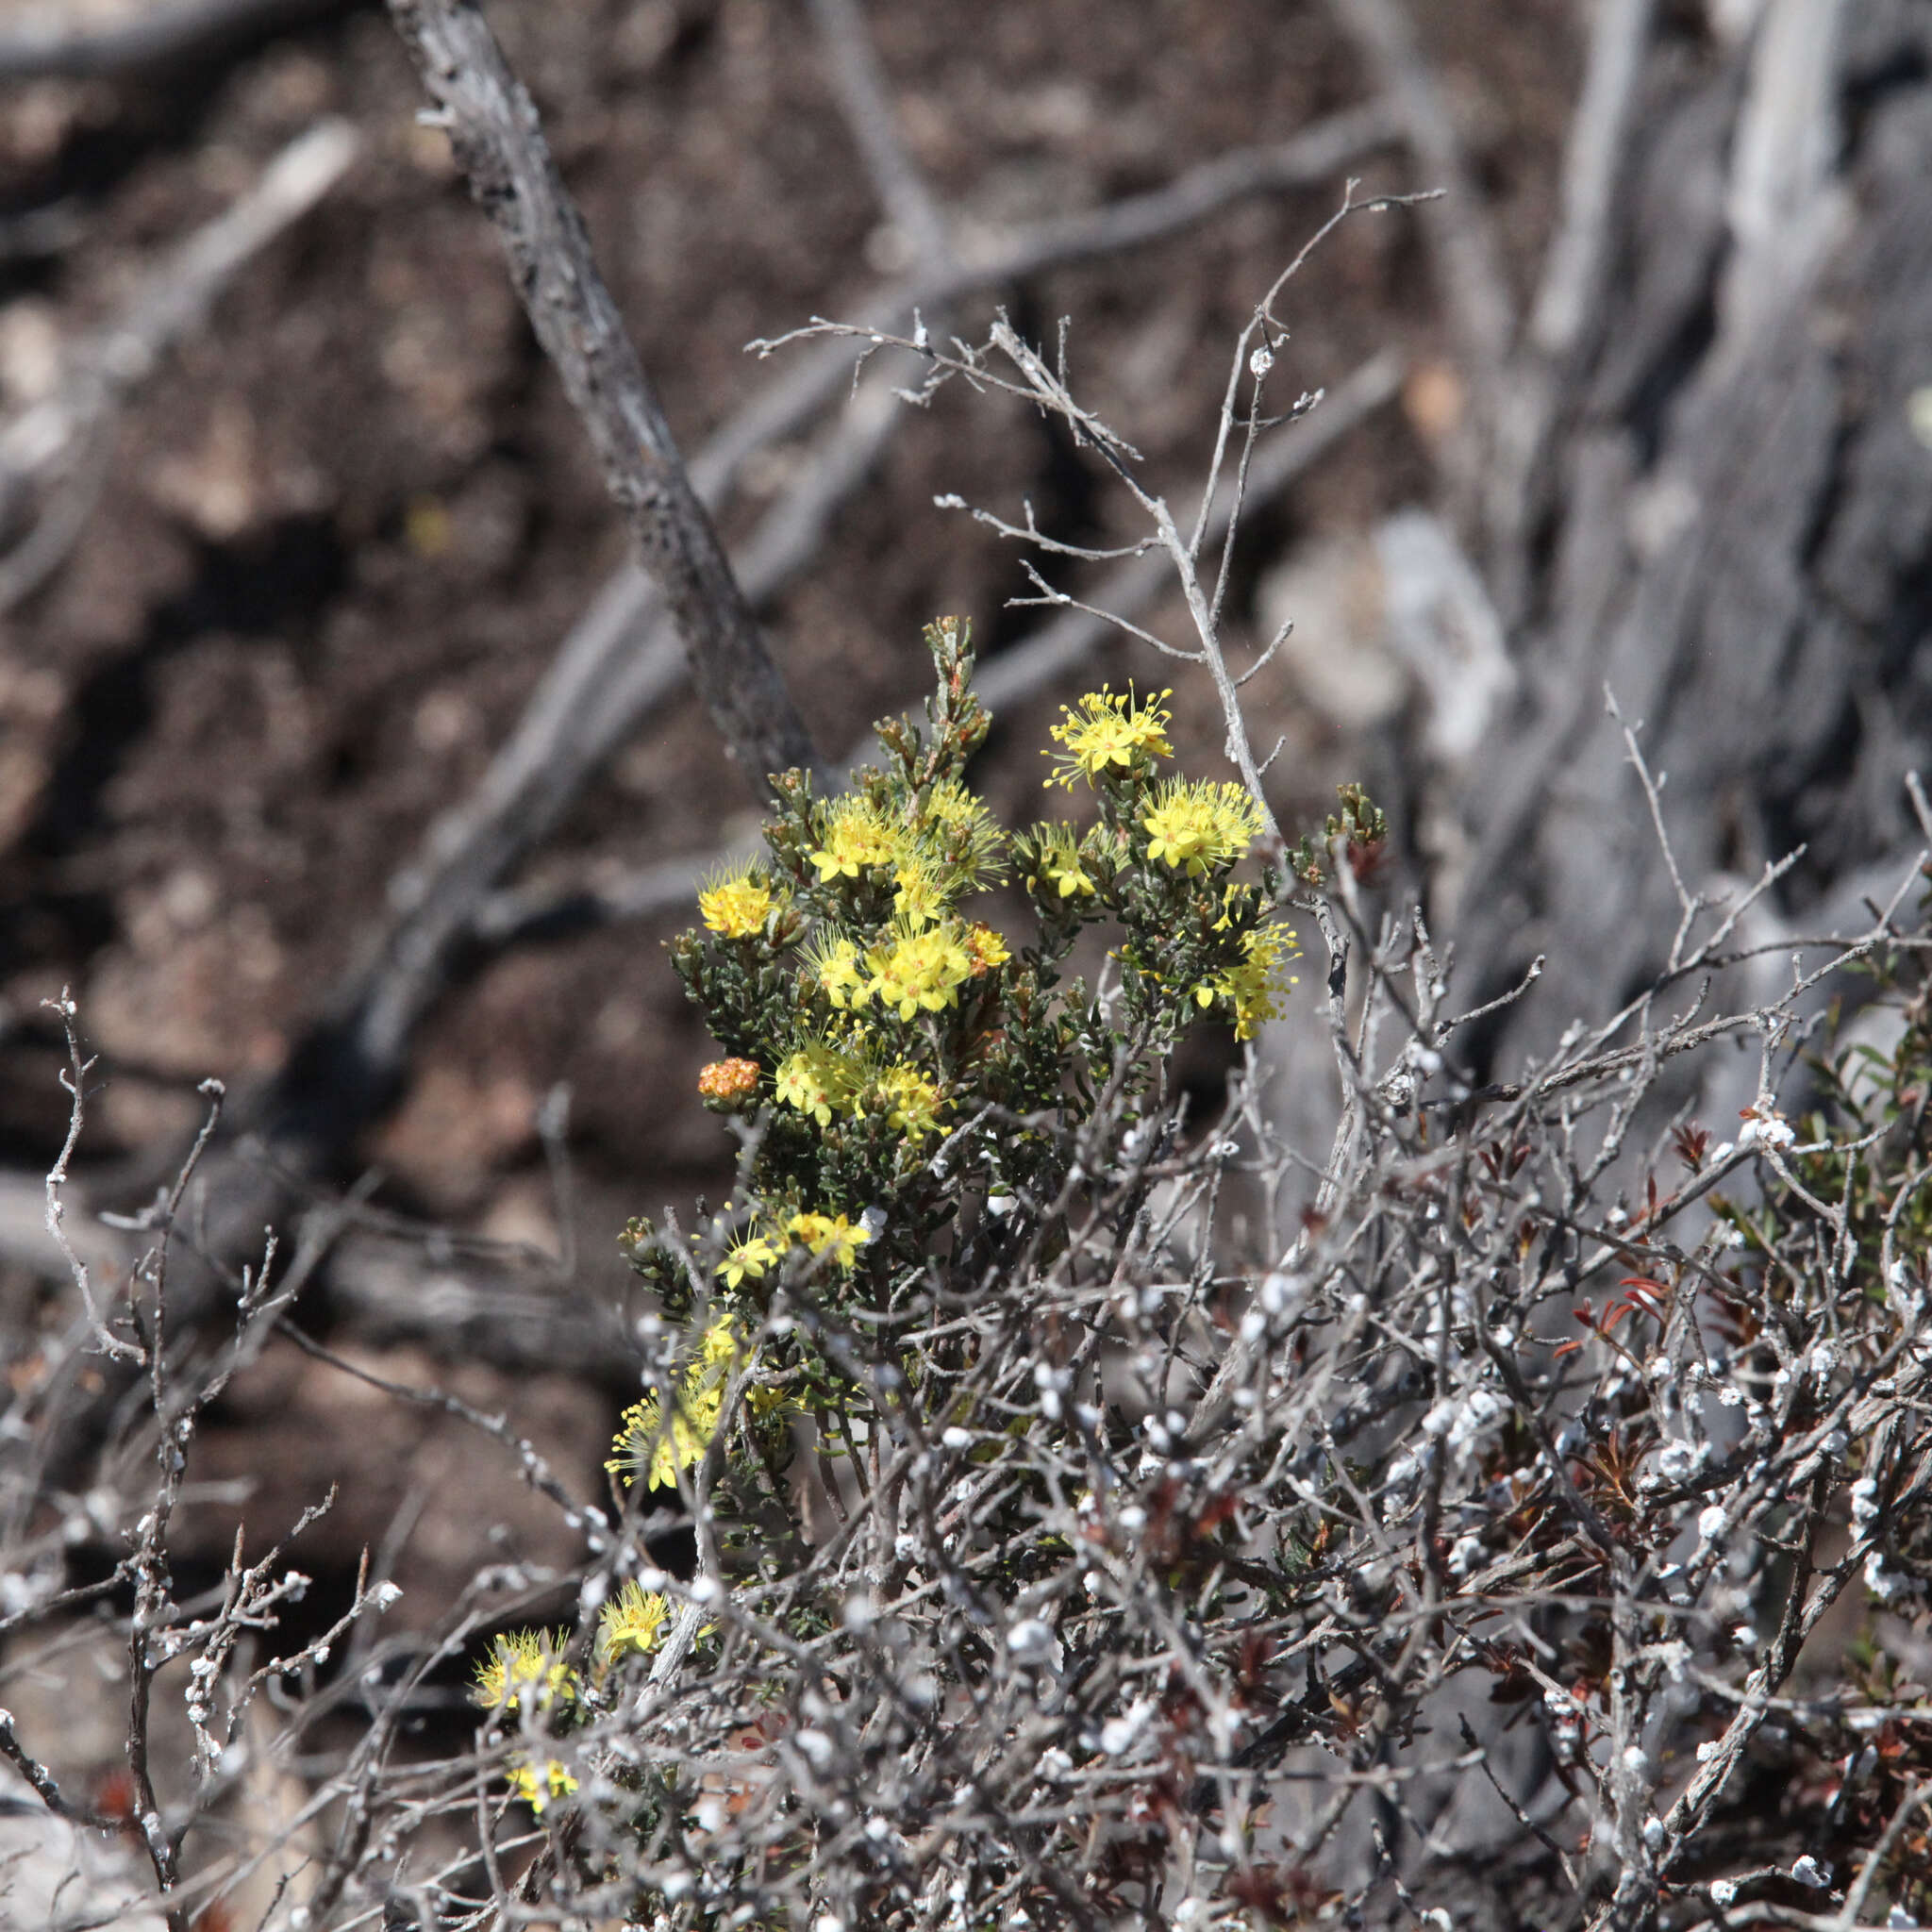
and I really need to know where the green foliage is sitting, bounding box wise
[648,616,1302,1307]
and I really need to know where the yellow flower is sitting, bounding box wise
[962,922,1009,975]
[774,1041,862,1125]
[891,854,953,927]
[916,779,1006,888]
[1141,779,1263,876]
[1199,923,1301,1041]
[473,1629,578,1714]
[787,1210,871,1269]
[697,1312,740,1371]
[597,1579,671,1664]
[874,1062,943,1139]
[1043,688,1173,790]
[718,1232,781,1287]
[868,921,974,1020]
[607,1315,739,1490]
[697,861,776,938]
[507,1759,578,1812]
[805,933,868,1009]
[1031,822,1097,898]
[809,797,901,881]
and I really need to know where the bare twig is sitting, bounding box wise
[41,990,142,1365]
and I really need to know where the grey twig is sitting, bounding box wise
[1326,0,1513,377]
[807,0,950,272]
[41,990,142,1366]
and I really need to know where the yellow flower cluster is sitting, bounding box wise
[718,1207,874,1286]
[891,855,951,926]
[1142,779,1264,876]
[1044,687,1174,790]
[596,1578,672,1664]
[1031,822,1098,898]
[774,1041,858,1125]
[808,797,901,881]
[1192,923,1301,1041]
[875,1061,943,1139]
[473,1576,675,1809]
[473,1628,578,1715]
[698,860,777,939]
[507,1759,578,1812]
[810,782,1005,923]
[771,1035,948,1141]
[869,921,975,1020]
[804,919,1006,1024]
[608,1314,741,1491]
[807,933,867,1009]
[787,1209,871,1267]
[917,779,1005,890]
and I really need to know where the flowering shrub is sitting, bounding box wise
[622,614,1297,1321]
[473,616,1309,1746]
[451,793,1932,1932]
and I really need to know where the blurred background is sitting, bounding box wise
[1,0,1929,1855]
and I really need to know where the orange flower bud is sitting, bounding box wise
[697,1058,760,1107]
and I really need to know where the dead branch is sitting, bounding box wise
[384,0,824,801]
[808,0,949,274]
[0,0,348,82]
[0,117,358,613]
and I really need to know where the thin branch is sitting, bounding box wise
[1325,0,1515,395]
[41,991,142,1365]
[807,0,950,273]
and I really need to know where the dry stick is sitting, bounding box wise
[1526,0,1656,366]
[341,0,959,1074]
[386,0,822,800]
[808,0,950,274]
[1325,0,1513,402]
[472,349,1405,945]
[0,116,358,612]
[1491,0,1655,614]
[0,0,348,80]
